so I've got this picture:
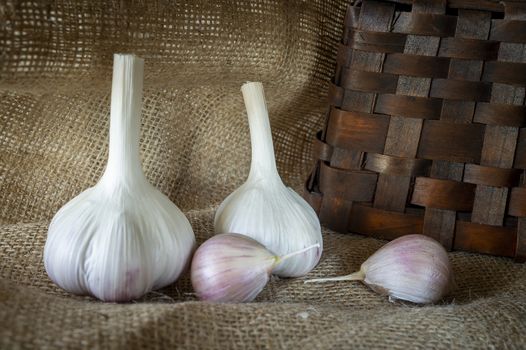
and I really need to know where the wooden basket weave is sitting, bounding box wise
[304,0,526,261]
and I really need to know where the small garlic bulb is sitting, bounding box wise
[214,82,323,277]
[191,233,319,303]
[307,235,453,304]
[44,54,195,302]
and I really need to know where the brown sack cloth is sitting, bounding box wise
[1,1,525,349]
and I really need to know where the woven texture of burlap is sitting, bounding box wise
[1,1,525,349]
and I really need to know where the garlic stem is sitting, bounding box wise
[304,270,365,284]
[102,54,146,186]
[241,82,281,182]
[274,243,320,266]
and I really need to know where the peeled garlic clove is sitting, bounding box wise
[214,82,323,278]
[44,54,196,302]
[307,234,453,304]
[191,233,319,303]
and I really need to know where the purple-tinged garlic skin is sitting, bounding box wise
[191,233,277,303]
[306,234,453,304]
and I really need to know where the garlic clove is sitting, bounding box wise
[191,233,320,303]
[44,54,196,302]
[191,233,276,303]
[214,82,323,278]
[306,234,453,304]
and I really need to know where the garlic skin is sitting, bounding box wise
[214,82,322,278]
[307,235,453,304]
[191,233,319,303]
[44,54,195,302]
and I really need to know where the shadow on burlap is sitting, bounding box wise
[1,1,525,349]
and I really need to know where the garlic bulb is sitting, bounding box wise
[44,54,195,302]
[214,82,322,277]
[306,235,453,304]
[191,233,319,302]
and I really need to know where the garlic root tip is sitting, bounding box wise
[275,243,320,266]
[304,270,365,284]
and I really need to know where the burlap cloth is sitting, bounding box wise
[1,1,525,349]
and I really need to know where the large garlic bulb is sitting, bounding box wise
[214,82,322,277]
[44,54,195,302]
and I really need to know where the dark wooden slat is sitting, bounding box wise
[342,3,360,34]
[516,220,526,262]
[327,83,344,107]
[319,196,353,232]
[514,129,526,169]
[336,44,353,69]
[313,131,332,162]
[408,14,457,37]
[374,94,442,119]
[449,0,503,12]
[504,2,526,18]
[430,79,492,101]
[349,204,423,240]
[373,1,445,213]
[316,147,431,175]
[438,37,500,60]
[347,30,407,53]
[474,103,526,127]
[330,147,364,171]
[341,69,398,94]
[326,108,390,153]
[386,0,504,12]
[509,187,526,217]
[383,53,450,78]
[303,179,322,213]
[483,62,526,85]
[319,162,378,201]
[455,221,516,257]
[363,153,431,177]
[464,164,521,187]
[417,121,485,163]
[491,20,526,43]
[412,177,476,211]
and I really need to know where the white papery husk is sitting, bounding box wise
[214,82,322,278]
[44,54,195,302]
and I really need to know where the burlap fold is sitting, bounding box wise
[1,1,525,349]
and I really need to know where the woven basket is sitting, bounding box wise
[304,0,526,261]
